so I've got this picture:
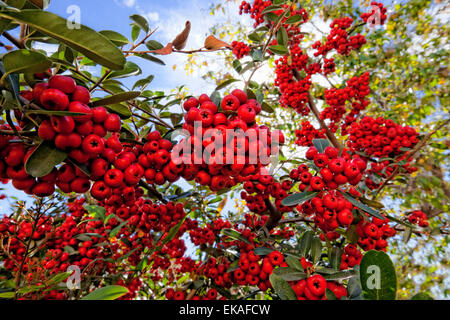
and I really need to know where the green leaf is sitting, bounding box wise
[310,237,322,264]
[276,27,288,47]
[285,15,304,24]
[247,31,262,43]
[215,78,240,91]
[360,250,397,300]
[385,214,416,229]
[46,272,71,286]
[221,228,251,245]
[285,255,304,272]
[411,292,433,300]
[329,247,342,270]
[298,230,314,257]
[99,30,129,46]
[145,40,164,51]
[210,90,221,107]
[261,4,282,15]
[134,53,165,66]
[312,138,330,153]
[81,285,129,300]
[109,220,128,238]
[107,61,141,79]
[253,247,274,256]
[25,141,67,178]
[105,104,132,119]
[261,102,274,113]
[0,291,15,298]
[130,14,149,33]
[92,91,140,107]
[281,191,318,207]
[0,10,125,70]
[2,49,51,75]
[273,267,307,281]
[268,44,288,55]
[251,49,263,62]
[340,192,385,220]
[325,288,337,300]
[83,204,106,221]
[323,269,358,281]
[269,273,297,300]
[133,74,155,90]
[232,60,242,73]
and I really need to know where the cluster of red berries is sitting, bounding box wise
[290,145,367,192]
[241,170,294,214]
[197,256,233,288]
[313,17,367,57]
[361,2,388,26]
[347,116,419,158]
[321,72,371,133]
[291,274,347,300]
[274,56,312,115]
[239,0,272,27]
[340,244,363,270]
[189,218,231,246]
[180,89,283,192]
[346,116,419,189]
[294,121,326,147]
[231,41,250,59]
[407,210,429,228]
[356,215,396,251]
[0,193,195,299]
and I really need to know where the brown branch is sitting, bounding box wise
[278,216,314,224]
[262,198,282,232]
[138,180,167,204]
[2,31,24,49]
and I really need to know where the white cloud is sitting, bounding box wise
[145,12,159,22]
[123,0,136,8]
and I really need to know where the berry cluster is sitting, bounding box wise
[312,17,367,57]
[294,121,326,147]
[180,89,282,192]
[291,274,347,300]
[356,215,396,251]
[361,2,388,26]
[321,72,371,133]
[291,145,367,191]
[340,244,363,270]
[346,116,419,189]
[231,41,250,59]
[241,169,294,214]
[238,0,272,27]
[407,210,429,228]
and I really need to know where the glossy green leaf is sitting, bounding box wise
[360,250,397,300]
[2,49,51,75]
[281,191,318,206]
[25,141,67,178]
[81,285,129,300]
[269,273,297,300]
[0,10,125,70]
[92,91,140,107]
[99,30,129,46]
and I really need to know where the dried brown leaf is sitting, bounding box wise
[172,21,191,50]
[149,42,173,55]
[204,35,232,50]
